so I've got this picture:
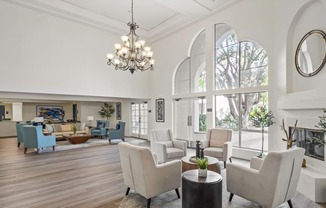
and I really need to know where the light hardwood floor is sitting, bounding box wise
[0,137,125,208]
[0,137,325,208]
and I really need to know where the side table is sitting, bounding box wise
[182,169,222,208]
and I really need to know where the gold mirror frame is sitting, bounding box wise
[295,29,326,77]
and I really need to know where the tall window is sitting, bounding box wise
[214,24,268,151]
[174,30,207,139]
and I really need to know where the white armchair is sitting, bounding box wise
[118,142,181,208]
[226,148,305,208]
[150,129,187,163]
[202,128,233,168]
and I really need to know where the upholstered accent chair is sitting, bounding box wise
[118,142,181,208]
[22,125,56,154]
[90,120,109,139]
[16,123,27,148]
[227,148,305,208]
[150,129,187,163]
[107,121,125,144]
[202,128,233,168]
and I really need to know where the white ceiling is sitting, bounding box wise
[8,0,241,42]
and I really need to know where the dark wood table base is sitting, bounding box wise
[63,134,92,144]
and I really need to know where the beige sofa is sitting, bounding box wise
[43,123,88,139]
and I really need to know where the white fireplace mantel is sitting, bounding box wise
[278,89,326,110]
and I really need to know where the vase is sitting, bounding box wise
[198,168,207,177]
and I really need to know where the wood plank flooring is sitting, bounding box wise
[0,137,125,208]
[0,137,325,208]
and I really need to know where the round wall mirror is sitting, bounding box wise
[295,29,326,77]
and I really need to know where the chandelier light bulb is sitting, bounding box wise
[134,42,141,49]
[141,51,147,56]
[144,47,151,52]
[139,40,145,46]
[146,51,153,58]
[114,43,122,50]
[121,47,128,55]
[121,36,129,42]
[107,53,114,60]
[149,59,155,65]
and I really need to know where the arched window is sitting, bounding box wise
[174,30,207,143]
[174,30,206,95]
[214,23,269,151]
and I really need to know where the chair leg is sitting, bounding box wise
[18,142,20,148]
[229,193,234,202]
[24,148,27,154]
[224,161,226,168]
[147,198,151,208]
[288,199,293,208]
[36,149,39,154]
[175,188,180,198]
[125,187,130,196]
[53,146,55,151]
[229,157,232,163]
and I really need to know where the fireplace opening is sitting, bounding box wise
[289,127,325,161]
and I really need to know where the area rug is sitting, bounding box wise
[38,137,148,153]
[116,168,305,208]
[39,138,111,153]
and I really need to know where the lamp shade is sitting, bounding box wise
[34,117,44,123]
[87,116,94,121]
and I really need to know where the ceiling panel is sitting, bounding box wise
[62,0,179,31]
[7,0,241,41]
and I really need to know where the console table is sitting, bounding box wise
[182,169,222,208]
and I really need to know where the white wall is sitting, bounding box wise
[0,0,150,99]
[148,0,326,166]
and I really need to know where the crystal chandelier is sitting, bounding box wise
[106,0,154,74]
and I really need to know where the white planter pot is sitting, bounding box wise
[198,168,207,177]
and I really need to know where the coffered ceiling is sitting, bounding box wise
[7,0,241,41]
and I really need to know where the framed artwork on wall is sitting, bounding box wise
[116,102,121,120]
[155,98,165,122]
[36,105,65,123]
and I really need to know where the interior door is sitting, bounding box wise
[174,99,193,145]
[174,97,206,147]
[131,102,148,139]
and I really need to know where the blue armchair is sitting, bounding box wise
[22,125,56,154]
[108,121,125,144]
[16,123,27,148]
[91,120,110,139]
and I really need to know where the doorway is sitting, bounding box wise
[131,102,148,139]
[174,97,206,147]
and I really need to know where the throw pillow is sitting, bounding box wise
[45,124,53,133]
[97,122,104,128]
[53,124,61,132]
[61,124,71,132]
[116,123,120,130]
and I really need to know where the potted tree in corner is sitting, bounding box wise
[250,105,275,158]
[98,103,115,121]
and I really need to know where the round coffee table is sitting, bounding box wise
[181,155,221,174]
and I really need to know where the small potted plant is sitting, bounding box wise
[196,157,208,177]
[72,123,78,135]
